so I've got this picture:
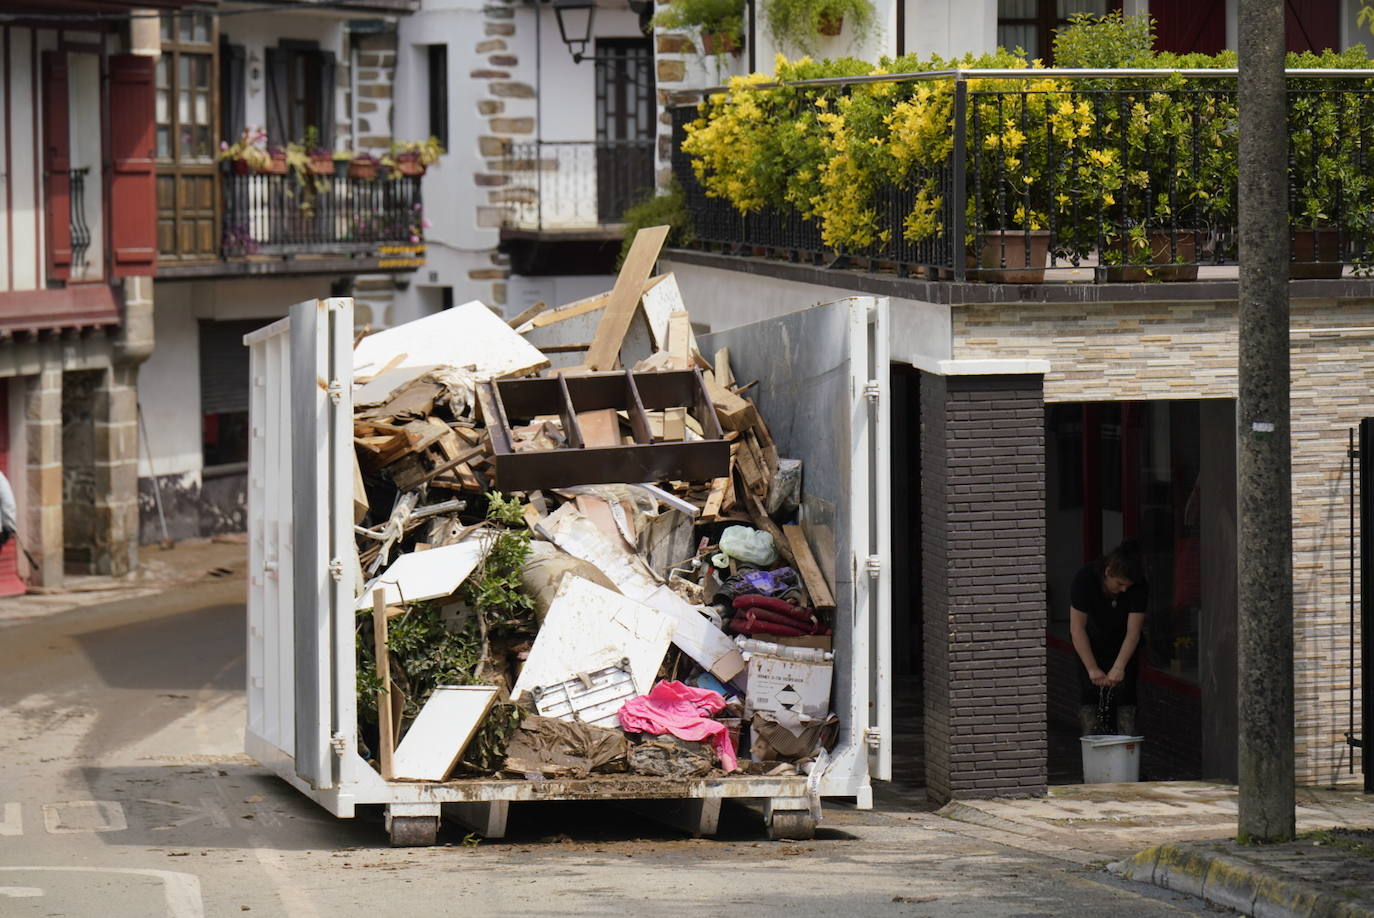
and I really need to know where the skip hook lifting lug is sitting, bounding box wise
[327,378,344,406]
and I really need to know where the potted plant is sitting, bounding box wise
[761,0,875,57]
[218,126,271,175]
[348,152,380,181]
[653,0,746,56]
[384,137,445,177]
[295,126,334,176]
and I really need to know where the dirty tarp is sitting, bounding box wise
[520,541,621,625]
[502,715,630,778]
[627,736,714,778]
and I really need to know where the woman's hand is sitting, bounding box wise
[1088,667,1109,687]
[1104,666,1126,686]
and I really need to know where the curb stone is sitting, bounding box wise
[1111,844,1374,918]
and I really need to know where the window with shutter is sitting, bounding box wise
[265,42,335,148]
[996,0,1118,62]
[155,10,219,264]
[199,319,260,469]
[42,51,72,283]
[110,54,158,277]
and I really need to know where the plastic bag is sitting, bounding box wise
[718,525,777,566]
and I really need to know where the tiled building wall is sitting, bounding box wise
[949,294,1372,786]
[922,372,1047,802]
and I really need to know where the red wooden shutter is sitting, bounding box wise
[42,51,72,282]
[1152,0,1226,55]
[0,382,26,597]
[109,54,157,277]
[1285,0,1339,53]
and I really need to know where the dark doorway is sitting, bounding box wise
[63,369,103,573]
[593,38,654,224]
[1045,399,1237,784]
[890,364,924,789]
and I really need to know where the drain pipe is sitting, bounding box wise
[138,401,173,548]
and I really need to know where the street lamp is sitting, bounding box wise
[553,0,596,63]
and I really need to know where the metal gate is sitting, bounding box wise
[1350,421,1373,791]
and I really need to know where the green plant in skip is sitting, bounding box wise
[617,180,693,270]
[356,491,535,773]
[761,0,876,58]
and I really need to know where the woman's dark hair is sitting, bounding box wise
[1104,539,1145,584]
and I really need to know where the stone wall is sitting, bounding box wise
[949,294,1373,786]
[921,371,1048,802]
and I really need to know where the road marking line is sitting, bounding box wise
[247,835,322,918]
[0,867,203,918]
[41,801,127,834]
[0,887,42,897]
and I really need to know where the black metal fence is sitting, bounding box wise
[672,71,1374,282]
[221,169,423,257]
[500,140,655,230]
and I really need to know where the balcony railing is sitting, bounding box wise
[69,167,92,271]
[671,69,1374,282]
[221,168,423,257]
[499,140,655,231]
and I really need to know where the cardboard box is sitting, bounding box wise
[745,653,832,721]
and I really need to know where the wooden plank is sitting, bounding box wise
[705,378,760,432]
[663,407,686,441]
[577,408,622,448]
[507,300,547,328]
[353,451,369,524]
[713,347,735,388]
[372,589,395,781]
[700,476,729,521]
[584,225,670,371]
[666,310,691,364]
[742,487,796,571]
[525,277,665,331]
[782,524,836,611]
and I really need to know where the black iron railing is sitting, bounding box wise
[221,168,423,257]
[499,140,656,230]
[69,167,92,270]
[672,69,1374,282]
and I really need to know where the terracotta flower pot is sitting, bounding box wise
[817,13,843,36]
[701,31,741,55]
[1289,228,1345,279]
[348,159,378,180]
[262,153,288,175]
[1103,230,1199,282]
[393,152,425,177]
[307,154,335,176]
[969,230,1051,283]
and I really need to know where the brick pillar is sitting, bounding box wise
[24,353,63,588]
[91,364,140,575]
[922,372,1047,802]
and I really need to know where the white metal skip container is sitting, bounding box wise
[1080,734,1146,783]
[242,296,894,846]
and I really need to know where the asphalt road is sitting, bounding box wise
[0,569,1230,918]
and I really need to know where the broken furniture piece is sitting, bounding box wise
[481,369,729,490]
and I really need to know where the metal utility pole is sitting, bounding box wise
[1237,0,1296,844]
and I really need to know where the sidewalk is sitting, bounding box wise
[936,782,1374,918]
[0,536,249,626]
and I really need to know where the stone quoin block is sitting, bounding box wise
[489,117,534,134]
[657,60,686,82]
[489,81,535,99]
[476,39,506,53]
[478,136,511,156]
[657,34,695,54]
[478,100,504,115]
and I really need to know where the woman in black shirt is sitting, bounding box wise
[1069,540,1148,736]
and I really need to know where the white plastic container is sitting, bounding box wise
[1080,734,1146,783]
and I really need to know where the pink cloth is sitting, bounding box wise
[618,680,739,772]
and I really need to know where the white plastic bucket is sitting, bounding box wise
[1080,734,1145,783]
